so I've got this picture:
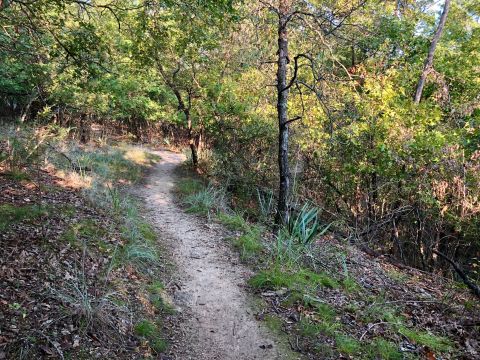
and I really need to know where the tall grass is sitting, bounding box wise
[256,188,274,221]
[55,144,161,272]
[184,183,226,219]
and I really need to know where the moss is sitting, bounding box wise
[264,314,283,332]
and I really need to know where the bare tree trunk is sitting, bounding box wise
[20,92,37,122]
[158,64,199,168]
[79,113,89,144]
[413,0,450,104]
[187,113,198,167]
[275,0,291,225]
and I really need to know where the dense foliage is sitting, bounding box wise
[1,0,480,278]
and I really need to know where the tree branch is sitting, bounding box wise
[432,249,480,298]
[282,53,313,93]
[285,115,302,125]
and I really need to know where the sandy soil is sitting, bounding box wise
[137,149,299,360]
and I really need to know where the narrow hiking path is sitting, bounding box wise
[137,149,298,360]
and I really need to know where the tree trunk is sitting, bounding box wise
[158,64,199,169]
[187,113,199,167]
[275,0,290,225]
[79,113,89,144]
[413,0,450,104]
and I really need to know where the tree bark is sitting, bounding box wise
[413,0,450,104]
[275,0,291,225]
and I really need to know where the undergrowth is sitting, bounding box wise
[175,168,464,360]
[0,203,50,231]
[1,125,167,357]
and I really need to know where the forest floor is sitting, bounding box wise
[135,149,298,360]
[1,130,479,359]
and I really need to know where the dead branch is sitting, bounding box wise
[432,249,480,299]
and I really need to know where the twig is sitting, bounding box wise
[35,331,65,360]
[359,321,387,341]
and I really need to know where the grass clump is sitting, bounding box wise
[4,169,31,181]
[218,211,264,260]
[147,281,176,315]
[217,212,249,232]
[249,267,338,291]
[367,338,402,360]
[134,320,167,353]
[248,268,298,290]
[299,318,341,338]
[176,178,204,196]
[138,222,157,242]
[0,204,49,231]
[303,297,336,321]
[386,269,409,284]
[342,277,361,293]
[184,184,221,216]
[134,320,157,337]
[121,242,158,269]
[363,297,404,326]
[61,219,113,252]
[398,327,453,353]
[109,197,159,271]
[335,334,361,355]
[233,227,264,259]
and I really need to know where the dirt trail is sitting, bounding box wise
[137,150,298,360]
